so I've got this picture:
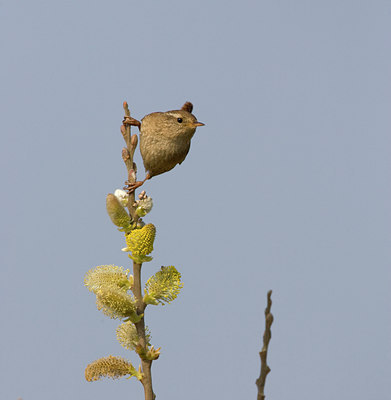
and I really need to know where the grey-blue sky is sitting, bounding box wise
[1,1,390,399]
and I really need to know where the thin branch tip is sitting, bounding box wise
[256,290,274,400]
[123,101,131,118]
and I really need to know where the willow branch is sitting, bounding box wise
[133,261,155,400]
[256,290,274,400]
[121,102,155,400]
[121,101,138,222]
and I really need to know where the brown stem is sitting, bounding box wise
[255,290,274,400]
[133,262,155,400]
[121,102,155,400]
[121,101,139,222]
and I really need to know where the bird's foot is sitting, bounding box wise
[123,116,141,129]
[124,180,145,194]
[124,174,150,194]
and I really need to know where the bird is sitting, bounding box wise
[124,102,204,192]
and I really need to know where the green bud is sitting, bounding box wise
[146,346,161,361]
[125,312,144,324]
[143,292,159,305]
[106,193,132,231]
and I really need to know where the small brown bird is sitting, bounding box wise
[125,102,204,191]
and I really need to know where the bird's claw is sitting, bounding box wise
[124,180,144,194]
[123,116,141,129]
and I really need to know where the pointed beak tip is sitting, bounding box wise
[194,122,205,127]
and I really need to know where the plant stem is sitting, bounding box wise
[121,101,138,222]
[255,290,274,400]
[121,102,155,400]
[133,262,155,400]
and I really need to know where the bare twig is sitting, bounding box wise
[121,102,155,400]
[255,290,274,400]
[121,102,138,222]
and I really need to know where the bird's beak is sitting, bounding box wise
[193,121,205,127]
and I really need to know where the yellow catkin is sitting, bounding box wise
[116,321,151,350]
[96,288,136,319]
[125,224,156,262]
[84,265,131,294]
[85,356,133,381]
[145,266,183,305]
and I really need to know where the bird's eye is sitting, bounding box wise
[177,118,183,123]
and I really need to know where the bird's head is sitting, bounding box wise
[140,102,204,141]
[161,102,204,140]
